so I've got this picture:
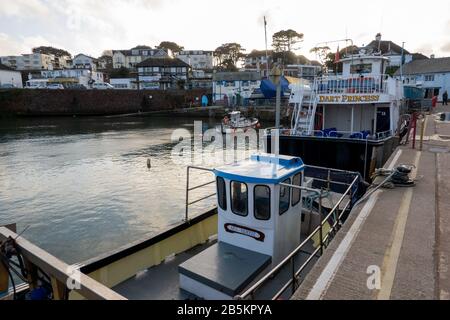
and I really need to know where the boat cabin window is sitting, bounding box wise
[279,178,291,216]
[217,177,227,211]
[254,185,271,221]
[292,173,302,207]
[231,181,248,217]
[350,64,372,74]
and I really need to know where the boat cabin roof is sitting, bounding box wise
[339,55,389,63]
[214,154,304,184]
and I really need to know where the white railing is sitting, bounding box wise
[315,74,389,95]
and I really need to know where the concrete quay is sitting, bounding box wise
[293,105,450,300]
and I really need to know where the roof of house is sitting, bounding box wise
[365,40,410,55]
[394,57,450,76]
[411,53,429,61]
[137,57,190,68]
[73,53,98,61]
[179,50,214,55]
[213,71,261,81]
[113,49,168,57]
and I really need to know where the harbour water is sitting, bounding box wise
[0,116,259,264]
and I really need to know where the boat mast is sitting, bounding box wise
[264,16,269,79]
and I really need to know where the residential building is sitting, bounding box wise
[177,50,215,70]
[110,78,138,90]
[112,46,172,69]
[363,34,428,69]
[189,70,213,90]
[0,64,23,88]
[394,56,450,101]
[244,50,273,78]
[213,71,261,103]
[38,69,105,87]
[284,64,322,81]
[54,55,72,69]
[72,54,98,71]
[0,53,54,70]
[136,57,190,90]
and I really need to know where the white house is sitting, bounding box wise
[213,71,261,104]
[0,64,23,88]
[136,57,190,90]
[177,50,215,70]
[395,56,450,101]
[112,46,172,69]
[72,54,98,71]
[0,53,54,70]
[39,69,105,87]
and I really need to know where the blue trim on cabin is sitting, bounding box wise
[213,154,305,185]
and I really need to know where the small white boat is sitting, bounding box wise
[217,111,260,134]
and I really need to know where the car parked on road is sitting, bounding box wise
[46,84,65,90]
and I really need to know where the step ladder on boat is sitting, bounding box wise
[290,78,319,136]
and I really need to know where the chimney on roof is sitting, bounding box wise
[375,33,382,42]
[430,54,435,59]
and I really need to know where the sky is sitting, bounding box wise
[1,0,449,60]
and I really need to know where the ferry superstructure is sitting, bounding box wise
[266,50,405,181]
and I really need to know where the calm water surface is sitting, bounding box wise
[0,116,259,263]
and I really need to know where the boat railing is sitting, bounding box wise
[235,173,360,301]
[314,74,390,95]
[0,226,126,300]
[265,128,393,142]
[185,166,216,221]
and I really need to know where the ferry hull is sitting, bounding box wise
[266,135,399,182]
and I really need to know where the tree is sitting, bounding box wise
[32,46,72,57]
[214,43,246,70]
[109,66,132,79]
[310,46,331,65]
[156,41,184,54]
[101,50,113,57]
[272,29,304,53]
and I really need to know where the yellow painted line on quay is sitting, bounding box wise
[377,150,422,300]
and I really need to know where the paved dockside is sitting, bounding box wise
[293,105,450,300]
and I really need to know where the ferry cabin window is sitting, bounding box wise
[292,173,302,207]
[279,178,291,215]
[254,186,271,221]
[231,181,248,217]
[217,177,227,211]
[350,64,372,74]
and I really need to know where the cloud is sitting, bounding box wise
[1,0,49,18]
[441,42,450,53]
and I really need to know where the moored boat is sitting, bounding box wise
[266,49,406,181]
[217,111,260,134]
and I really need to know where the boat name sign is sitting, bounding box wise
[319,95,381,104]
[224,223,265,242]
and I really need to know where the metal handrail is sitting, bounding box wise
[185,166,215,221]
[266,127,393,142]
[235,175,360,300]
[315,74,389,95]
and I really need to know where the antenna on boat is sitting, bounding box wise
[264,16,270,79]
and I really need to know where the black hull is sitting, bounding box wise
[266,135,399,182]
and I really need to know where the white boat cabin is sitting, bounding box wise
[179,154,305,300]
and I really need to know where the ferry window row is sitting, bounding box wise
[216,174,303,221]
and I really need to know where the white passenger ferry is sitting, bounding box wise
[266,49,405,181]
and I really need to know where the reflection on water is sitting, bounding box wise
[0,116,260,263]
